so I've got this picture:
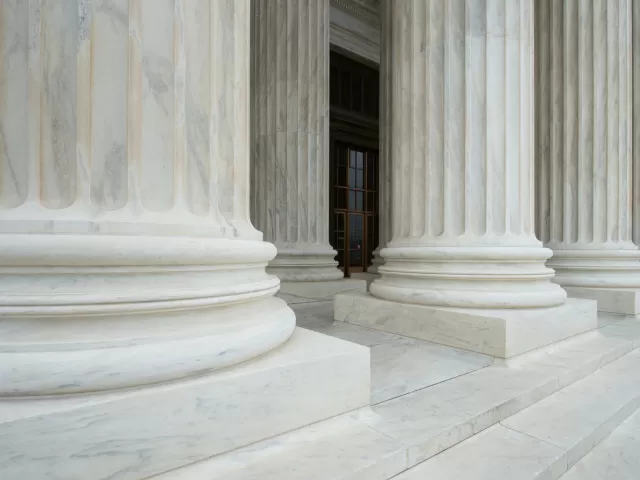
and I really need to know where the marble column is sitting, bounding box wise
[536,0,640,314]
[0,0,293,396]
[335,0,596,358]
[369,0,392,274]
[633,0,640,246]
[250,0,342,281]
[0,2,368,478]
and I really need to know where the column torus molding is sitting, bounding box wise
[250,0,343,281]
[536,0,640,314]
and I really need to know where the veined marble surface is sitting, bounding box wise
[0,0,257,239]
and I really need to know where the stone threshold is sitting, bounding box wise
[149,315,640,480]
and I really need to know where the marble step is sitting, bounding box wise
[394,347,640,480]
[150,409,410,480]
[559,406,640,479]
[149,319,640,480]
[358,324,637,468]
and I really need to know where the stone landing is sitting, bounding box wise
[334,292,598,358]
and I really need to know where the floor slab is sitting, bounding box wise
[295,300,493,404]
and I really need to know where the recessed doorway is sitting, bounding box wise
[329,50,379,277]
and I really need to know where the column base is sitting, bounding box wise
[350,272,380,291]
[268,249,343,282]
[334,292,597,358]
[277,279,367,304]
[0,328,370,480]
[562,286,640,315]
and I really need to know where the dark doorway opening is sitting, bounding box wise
[329,51,380,277]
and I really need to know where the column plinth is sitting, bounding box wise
[251,0,342,282]
[536,0,640,314]
[335,0,596,358]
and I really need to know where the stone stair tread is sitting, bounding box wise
[392,424,568,480]
[394,348,640,480]
[559,406,640,479]
[502,348,640,467]
[358,328,634,467]
[151,321,640,480]
[150,409,408,480]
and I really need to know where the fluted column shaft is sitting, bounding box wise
[250,0,341,281]
[633,0,640,245]
[536,0,640,289]
[0,0,294,396]
[371,0,566,309]
[370,0,392,274]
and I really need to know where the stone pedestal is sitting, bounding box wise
[250,0,342,282]
[0,2,369,479]
[336,0,596,357]
[535,0,640,314]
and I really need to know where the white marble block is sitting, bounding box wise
[0,328,370,480]
[335,292,597,358]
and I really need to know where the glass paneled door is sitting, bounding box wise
[331,143,379,276]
